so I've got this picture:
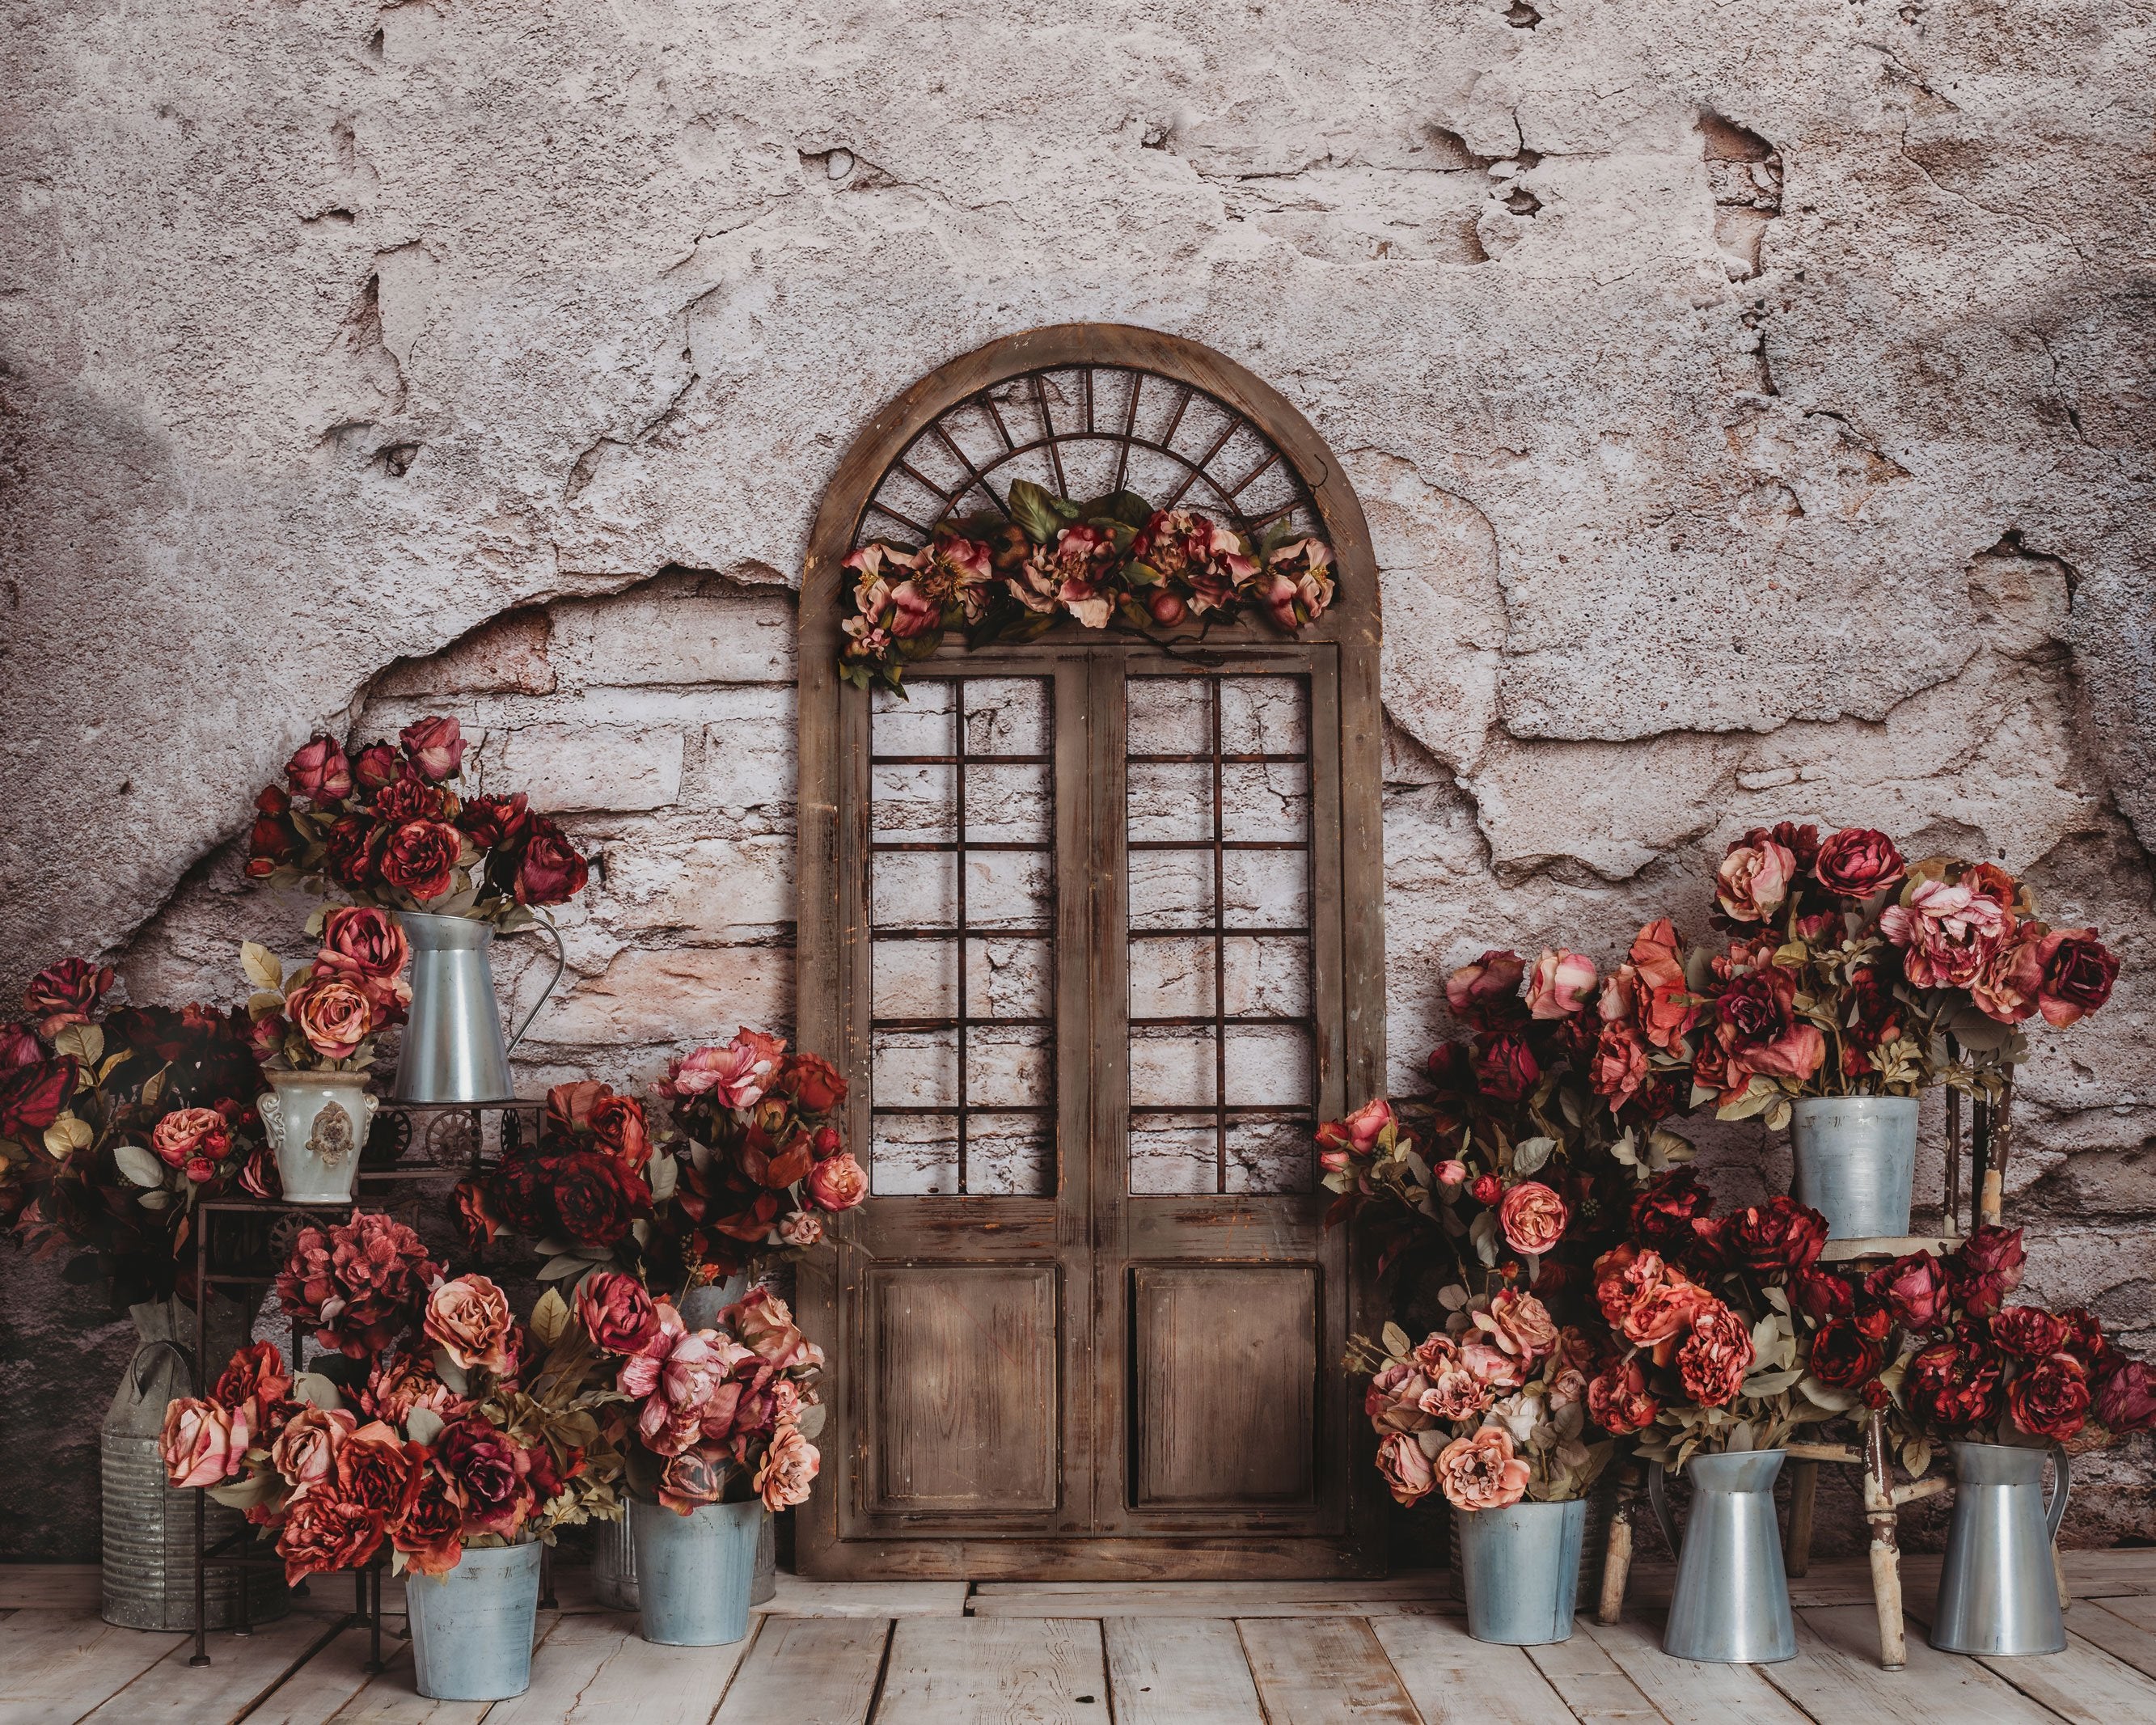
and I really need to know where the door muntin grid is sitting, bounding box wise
[1126,673,1316,1196]
[868,676,1056,1197]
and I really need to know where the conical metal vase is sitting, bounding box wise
[1931,1440,2070,1656]
[1652,1449,1797,1664]
[392,911,562,1105]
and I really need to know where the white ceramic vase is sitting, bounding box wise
[257,1072,378,1203]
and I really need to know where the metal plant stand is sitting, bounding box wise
[184,1099,543,1668]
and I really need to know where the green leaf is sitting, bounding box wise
[539,1253,590,1281]
[292,1372,343,1410]
[1080,490,1153,531]
[1512,1135,1556,1176]
[795,1402,828,1442]
[1004,480,1068,545]
[239,941,284,991]
[405,1407,446,1447]
[112,1144,165,1188]
[531,1287,571,1347]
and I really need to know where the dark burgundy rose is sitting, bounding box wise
[575,1270,662,1355]
[1809,1317,1888,1389]
[2009,928,2120,1029]
[2054,1307,2123,1377]
[484,1157,552,1237]
[1863,1252,1946,1330]
[550,1151,644,1248]
[433,1418,532,1537]
[450,1177,497,1252]
[0,1057,76,1140]
[0,1023,40,1069]
[776,1052,847,1114]
[1947,1227,2027,1318]
[1790,1267,1855,1322]
[1445,949,1528,1030]
[1839,962,1905,1080]
[1716,1196,1828,1277]
[284,734,352,802]
[513,818,588,907]
[1694,964,1824,1099]
[1990,1306,2070,1360]
[351,742,401,794]
[1811,827,1905,898]
[1472,1030,1540,1102]
[1906,1342,2003,1431]
[459,792,530,852]
[322,814,383,890]
[1630,1168,1710,1260]
[25,958,115,1033]
[2095,1360,2156,1435]
[1744,822,1822,871]
[373,769,449,824]
[378,819,463,901]
[399,716,467,782]
[2007,1353,2090,1443]
[239,1142,281,1200]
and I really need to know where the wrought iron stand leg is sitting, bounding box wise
[539,1541,557,1611]
[192,1212,211,1666]
[1862,1415,1906,1670]
[366,1566,384,1673]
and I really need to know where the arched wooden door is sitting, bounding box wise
[796,326,1386,1579]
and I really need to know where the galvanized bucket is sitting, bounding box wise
[1789,1095,1917,1240]
[257,1072,376,1204]
[408,1541,543,1701]
[1931,1440,2070,1656]
[593,1505,776,1610]
[631,1499,763,1647]
[1456,1497,1586,1645]
[1651,1449,1797,1664]
[1452,1469,1614,1606]
[391,911,564,1105]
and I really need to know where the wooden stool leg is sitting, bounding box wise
[1862,1416,1906,1670]
[1786,1458,1818,1579]
[2056,1541,2071,1613]
[1598,1499,1634,1624]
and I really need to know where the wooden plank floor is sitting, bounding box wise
[5,1552,2156,1723]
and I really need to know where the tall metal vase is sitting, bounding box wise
[1651,1449,1797,1664]
[1930,1440,2071,1655]
[1789,1095,1917,1239]
[392,911,564,1105]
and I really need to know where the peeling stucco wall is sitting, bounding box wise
[2,0,2152,1561]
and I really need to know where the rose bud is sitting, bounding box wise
[1470,1173,1503,1207]
[1435,1158,1469,1188]
[284,734,353,802]
[1446,950,1527,1029]
[514,818,589,907]
[351,742,401,794]
[399,715,467,782]
[1525,949,1597,1020]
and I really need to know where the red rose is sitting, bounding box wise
[576,1270,662,1355]
[284,734,352,802]
[211,1341,293,1428]
[1498,1180,1569,1255]
[1906,1342,2003,1431]
[1585,1357,1659,1435]
[2006,927,2119,1029]
[2055,1308,2122,1377]
[1990,1306,2070,1360]
[1445,949,1527,1029]
[1677,1300,1754,1407]
[275,1492,386,1586]
[1473,1030,1540,1101]
[1862,1252,1946,1330]
[1631,1169,1710,1261]
[0,1056,76,1140]
[399,715,467,782]
[810,1125,843,1159]
[434,1418,534,1537]
[0,1022,40,1069]
[776,1053,848,1114]
[322,814,383,890]
[24,958,114,1034]
[590,1093,649,1166]
[2096,1361,2156,1435]
[484,1156,552,1236]
[2008,1353,2090,1443]
[391,1469,465,1576]
[351,742,401,794]
[1470,1172,1503,1207]
[459,792,530,852]
[1807,1317,1886,1388]
[315,907,411,1011]
[246,786,301,878]
[378,819,464,901]
[1789,1268,1854,1322]
[806,1151,867,1213]
[552,1150,645,1247]
[335,1421,422,1521]
[1715,1197,1827,1277]
[1811,827,1905,898]
[513,818,588,907]
[1947,1226,2027,1317]
[373,769,450,824]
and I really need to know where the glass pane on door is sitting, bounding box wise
[869,677,1056,1195]
[1127,673,1315,1195]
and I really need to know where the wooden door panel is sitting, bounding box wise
[1130,1264,1319,1510]
[866,1262,1062,1516]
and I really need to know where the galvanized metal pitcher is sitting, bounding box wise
[1651,1448,1797,1664]
[1930,1440,2070,1656]
[1789,1094,1917,1239]
[393,911,565,1104]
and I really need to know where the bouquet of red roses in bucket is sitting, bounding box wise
[457,1080,665,1279]
[243,715,590,928]
[577,1268,825,1646]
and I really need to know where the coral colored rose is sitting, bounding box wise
[1375,1431,1435,1506]
[1990,1306,2071,1361]
[351,742,400,794]
[663,1030,788,1108]
[1676,1300,1755,1408]
[1480,1288,1560,1360]
[1473,1031,1541,1101]
[363,1351,470,1427]
[590,1092,649,1165]
[2096,1361,2156,1435]
[283,972,374,1062]
[317,907,410,984]
[151,1106,230,1170]
[1436,1427,1531,1512]
[2008,1355,2090,1444]
[161,1397,249,1488]
[577,1271,663,1356]
[1340,1097,1395,1151]
[514,818,589,907]
[1587,1357,1661,1435]
[1625,919,1699,1051]
[284,734,353,801]
[1624,1277,1713,1350]
[24,958,115,1034]
[276,1492,386,1586]
[425,1275,517,1374]
[1498,1182,1570,1256]
[378,819,464,902]
[272,1406,357,1486]
[399,716,467,782]
[1527,949,1597,1020]
[335,1420,422,1521]
[1366,1361,1435,1432]
[459,791,530,852]
[392,1470,466,1575]
[1808,1318,1887,1389]
[0,1055,74,1140]
[1446,950,1527,1028]
[726,1287,822,1373]
[2004,927,2119,1029]
[776,1052,847,1114]
[755,1424,821,1511]
[1593,1244,1661,1325]
[777,1209,825,1247]
[1421,1364,1494,1423]
[1715,1197,1827,1276]
[1947,1226,2027,1318]
[1811,827,1904,898]
[1716,837,1795,922]
[435,1418,535,1537]
[1880,877,2011,989]
[1862,1252,1946,1330]
[806,1151,867,1212]
[657,1448,727,1514]
[1591,1024,1650,1108]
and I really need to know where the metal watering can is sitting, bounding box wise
[1931,1440,2071,1656]
[1650,1448,1798,1664]
[392,911,566,1104]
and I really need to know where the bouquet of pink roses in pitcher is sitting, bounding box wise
[575,1270,825,1515]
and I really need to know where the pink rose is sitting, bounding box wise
[1498,1181,1570,1256]
[315,907,411,992]
[725,1287,823,1373]
[1526,949,1597,1019]
[283,971,375,1062]
[754,1424,821,1511]
[1879,877,2011,989]
[398,716,467,782]
[1811,827,1904,898]
[1477,1287,1560,1360]
[1434,1158,1469,1189]
[806,1151,867,1212]
[1435,1427,1531,1511]
[1366,1360,1435,1432]
[152,1107,230,1170]
[577,1270,662,1356]
[271,1406,357,1486]
[1716,837,1795,922]
[662,1029,787,1109]
[160,1397,249,1488]
[284,734,353,802]
[423,1274,516,1374]
[1418,1364,1494,1422]
[1376,1431,1435,1506]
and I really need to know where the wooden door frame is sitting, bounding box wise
[796,324,1387,1579]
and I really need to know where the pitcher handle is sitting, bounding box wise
[1647,1461,1682,1558]
[2046,1446,2072,1544]
[505,913,568,1054]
